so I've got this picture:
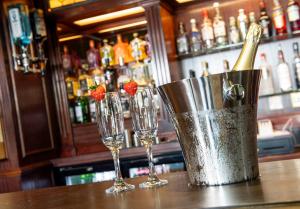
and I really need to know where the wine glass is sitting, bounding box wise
[95,92,135,193]
[129,87,168,188]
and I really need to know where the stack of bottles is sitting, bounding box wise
[63,33,154,124]
[190,42,300,97]
[176,0,300,55]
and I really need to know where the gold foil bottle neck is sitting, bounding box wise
[232,23,263,71]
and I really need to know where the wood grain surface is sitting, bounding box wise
[1,159,300,209]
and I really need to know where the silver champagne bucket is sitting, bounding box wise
[157,70,261,186]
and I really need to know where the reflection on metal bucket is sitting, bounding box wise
[158,70,261,186]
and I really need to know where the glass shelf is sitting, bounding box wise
[177,32,300,60]
[259,89,300,99]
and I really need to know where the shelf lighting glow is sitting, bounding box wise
[98,20,147,33]
[59,35,83,42]
[74,7,145,26]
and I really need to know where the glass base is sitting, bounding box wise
[105,180,135,194]
[139,175,168,189]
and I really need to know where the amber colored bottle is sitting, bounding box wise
[272,0,287,35]
[114,34,133,64]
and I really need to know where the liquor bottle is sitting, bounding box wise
[78,64,94,96]
[237,9,249,41]
[117,57,131,88]
[213,2,227,46]
[90,66,104,86]
[62,45,72,75]
[223,60,230,72]
[130,61,147,86]
[189,18,202,53]
[130,33,147,61]
[114,34,132,64]
[259,0,272,39]
[103,59,118,92]
[272,0,287,35]
[75,90,90,124]
[249,12,257,24]
[292,42,300,88]
[176,22,190,54]
[100,39,114,67]
[86,40,100,70]
[201,61,209,76]
[65,69,79,100]
[144,34,152,59]
[201,10,214,49]
[287,0,300,33]
[277,46,293,91]
[229,16,241,44]
[259,53,274,95]
[232,23,263,71]
[30,9,47,40]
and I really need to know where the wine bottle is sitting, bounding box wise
[232,23,263,71]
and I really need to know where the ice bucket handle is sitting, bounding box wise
[223,73,245,102]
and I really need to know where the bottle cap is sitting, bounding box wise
[190,18,196,24]
[202,9,208,18]
[260,53,266,59]
[213,2,219,8]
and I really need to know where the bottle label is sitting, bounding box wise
[296,62,300,82]
[75,106,83,122]
[8,8,23,39]
[288,5,300,22]
[177,36,189,53]
[260,19,271,37]
[66,81,74,97]
[80,79,88,92]
[274,14,284,29]
[34,11,47,37]
[201,26,214,41]
[213,21,226,37]
[278,64,292,91]
[230,29,240,44]
[62,56,71,70]
[190,32,201,52]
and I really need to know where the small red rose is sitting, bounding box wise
[124,81,138,96]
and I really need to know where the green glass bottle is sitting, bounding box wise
[75,89,90,123]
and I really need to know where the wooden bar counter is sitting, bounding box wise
[1,159,300,209]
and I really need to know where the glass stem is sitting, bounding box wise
[111,149,123,184]
[146,142,156,179]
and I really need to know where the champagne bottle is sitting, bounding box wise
[232,23,263,71]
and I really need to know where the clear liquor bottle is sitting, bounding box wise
[189,18,202,53]
[259,53,274,95]
[86,40,100,70]
[213,2,227,46]
[237,9,249,41]
[272,0,287,35]
[229,16,241,44]
[287,0,300,33]
[201,9,214,49]
[176,22,189,54]
[277,46,293,92]
[259,0,272,39]
[292,42,300,88]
